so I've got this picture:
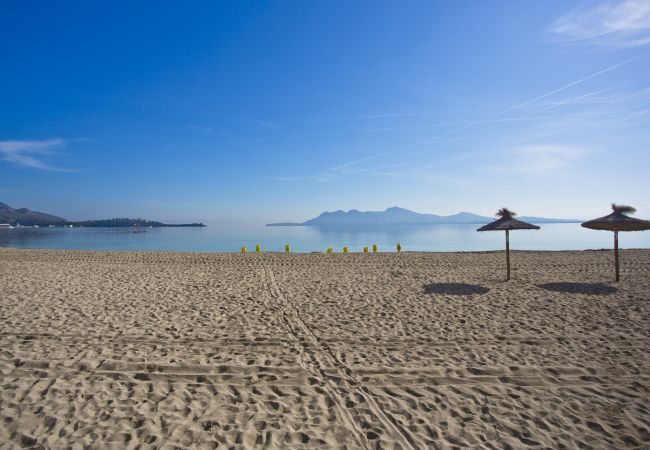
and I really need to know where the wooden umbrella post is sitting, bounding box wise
[505,229,510,281]
[614,230,619,282]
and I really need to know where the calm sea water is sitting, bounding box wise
[1,223,648,252]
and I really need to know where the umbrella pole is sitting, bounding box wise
[505,229,510,281]
[614,230,619,282]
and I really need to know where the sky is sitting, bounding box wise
[1,0,650,224]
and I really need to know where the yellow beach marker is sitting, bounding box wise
[285,244,290,253]
[327,247,333,253]
[363,246,368,253]
[241,246,247,253]
[343,246,348,253]
[255,244,261,253]
[372,244,377,252]
[396,242,402,253]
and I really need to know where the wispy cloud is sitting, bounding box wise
[273,152,475,185]
[327,154,381,172]
[494,59,634,116]
[0,139,74,171]
[272,174,340,182]
[529,83,629,113]
[273,154,383,183]
[423,59,634,144]
[490,145,587,175]
[549,0,650,48]
[189,119,281,136]
[187,125,214,133]
[256,120,280,129]
[206,118,468,148]
[355,112,440,119]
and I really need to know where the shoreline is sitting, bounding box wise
[0,246,645,255]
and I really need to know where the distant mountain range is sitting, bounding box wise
[267,206,581,226]
[0,201,205,227]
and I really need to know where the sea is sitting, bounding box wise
[1,222,649,253]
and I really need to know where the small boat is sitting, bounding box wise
[129,224,148,233]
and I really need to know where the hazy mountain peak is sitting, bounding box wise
[267,207,581,227]
[0,201,66,226]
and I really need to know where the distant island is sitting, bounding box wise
[65,218,206,228]
[0,201,205,227]
[267,206,581,227]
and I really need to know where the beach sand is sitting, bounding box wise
[1,248,649,449]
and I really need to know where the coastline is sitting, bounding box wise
[3,222,649,253]
[0,245,647,255]
[1,248,649,448]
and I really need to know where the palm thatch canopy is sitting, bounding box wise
[477,208,540,232]
[582,204,650,232]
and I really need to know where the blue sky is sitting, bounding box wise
[1,1,649,223]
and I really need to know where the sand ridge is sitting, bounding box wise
[0,248,649,448]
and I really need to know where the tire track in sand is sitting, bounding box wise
[259,266,369,448]
[262,265,416,450]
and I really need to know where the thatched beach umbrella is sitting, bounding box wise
[477,208,540,281]
[581,204,650,282]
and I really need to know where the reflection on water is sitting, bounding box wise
[0,223,648,252]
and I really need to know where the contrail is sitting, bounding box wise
[420,109,635,143]
[531,82,629,113]
[426,58,635,142]
[494,58,635,116]
[327,154,382,171]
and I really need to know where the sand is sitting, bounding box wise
[1,248,649,449]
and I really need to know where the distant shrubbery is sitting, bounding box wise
[65,218,206,227]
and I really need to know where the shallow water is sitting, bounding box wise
[1,223,648,252]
